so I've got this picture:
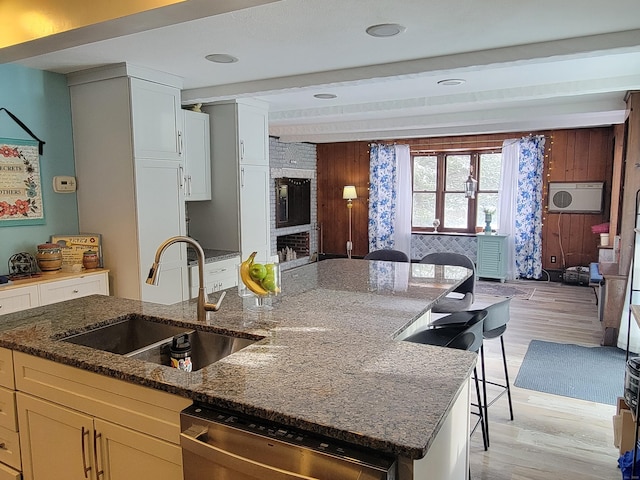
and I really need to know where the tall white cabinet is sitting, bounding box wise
[188,99,271,262]
[68,63,188,304]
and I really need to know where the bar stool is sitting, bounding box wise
[404,309,489,451]
[430,298,514,447]
[420,253,476,312]
[364,249,409,262]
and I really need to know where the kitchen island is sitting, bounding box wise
[0,259,477,479]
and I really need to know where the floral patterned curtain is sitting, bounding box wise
[368,144,397,251]
[515,135,545,279]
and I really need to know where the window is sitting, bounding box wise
[411,151,502,233]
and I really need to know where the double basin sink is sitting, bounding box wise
[61,315,256,372]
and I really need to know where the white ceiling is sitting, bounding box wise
[4,0,640,143]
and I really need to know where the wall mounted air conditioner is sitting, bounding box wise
[548,182,604,213]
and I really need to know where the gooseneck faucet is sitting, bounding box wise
[146,236,225,322]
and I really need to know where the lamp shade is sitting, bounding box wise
[342,185,357,200]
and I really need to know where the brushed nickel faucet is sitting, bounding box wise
[146,236,225,322]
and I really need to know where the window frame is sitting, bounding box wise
[411,149,501,233]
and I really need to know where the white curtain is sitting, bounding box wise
[394,145,412,261]
[498,139,518,281]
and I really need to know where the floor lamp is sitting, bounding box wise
[343,186,357,259]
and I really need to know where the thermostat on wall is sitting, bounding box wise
[53,175,77,193]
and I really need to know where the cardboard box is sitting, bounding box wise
[614,397,637,454]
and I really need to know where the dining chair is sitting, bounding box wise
[364,249,409,262]
[420,252,475,313]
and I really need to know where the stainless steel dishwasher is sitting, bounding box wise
[180,404,396,480]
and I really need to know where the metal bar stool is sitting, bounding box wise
[404,309,489,451]
[431,298,514,447]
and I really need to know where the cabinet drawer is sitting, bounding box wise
[189,257,239,297]
[0,389,16,432]
[0,461,20,480]
[0,425,20,470]
[39,273,108,306]
[0,285,39,315]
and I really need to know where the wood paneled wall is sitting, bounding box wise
[317,127,614,270]
[543,128,613,270]
[317,142,370,257]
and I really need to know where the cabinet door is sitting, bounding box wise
[96,419,182,480]
[477,236,506,280]
[237,103,268,166]
[183,110,211,201]
[240,165,271,262]
[130,78,182,160]
[17,393,95,480]
[135,159,188,304]
[38,273,109,306]
[0,285,38,315]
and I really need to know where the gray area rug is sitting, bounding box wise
[514,340,626,405]
[475,281,535,299]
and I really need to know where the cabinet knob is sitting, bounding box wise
[73,289,79,294]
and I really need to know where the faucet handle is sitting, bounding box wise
[204,291,226,312]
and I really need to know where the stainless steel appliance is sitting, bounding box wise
[180,404,396,480]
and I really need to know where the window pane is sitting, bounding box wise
[412,192,436,227]
[413,156,437,191]
[444,193,468,228]
[445,155,470,190]
[477,193,499,228]
[479,153,502,190]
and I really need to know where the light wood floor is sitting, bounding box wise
[468,280,622,480]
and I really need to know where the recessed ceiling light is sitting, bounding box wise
[314,93,337,99]
[205,54,238,64]
[437,79,466,86]
[366,23,406,38]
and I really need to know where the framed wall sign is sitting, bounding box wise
[0,138,44,226]
[50,234,103,270]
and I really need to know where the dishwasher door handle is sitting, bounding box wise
[180,432,320,480]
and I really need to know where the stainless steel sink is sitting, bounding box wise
[62,315,189,355]
[129,330,256,372]
[61,314,256,371]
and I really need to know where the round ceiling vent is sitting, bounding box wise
[552,190,573,209]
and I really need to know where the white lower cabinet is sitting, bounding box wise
[0,286,38,315]
[188,256,239,298]
[38,273,109,306]
[0,271,109,315]
[14,352,191,480]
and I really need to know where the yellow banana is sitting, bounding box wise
[240,252,268,296]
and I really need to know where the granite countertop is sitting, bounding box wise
[0,259,476,459]
[186,247,239,266]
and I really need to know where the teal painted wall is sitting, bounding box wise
[0,64,79,273]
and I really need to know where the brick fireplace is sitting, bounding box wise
[277,232,310,262]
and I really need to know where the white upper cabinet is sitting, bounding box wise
[183,110,211,201]
[237,102,269,166]
[130,77,182,160]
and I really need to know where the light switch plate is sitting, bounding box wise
[53,175,76,192]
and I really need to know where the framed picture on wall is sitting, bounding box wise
[0,138,45,226]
